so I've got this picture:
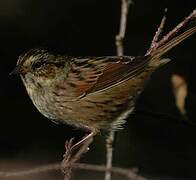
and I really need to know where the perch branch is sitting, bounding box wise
[105,0,132,180]
[105,130,115,180]
[0,162,146,180]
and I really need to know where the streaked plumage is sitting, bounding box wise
[13,27,196,134]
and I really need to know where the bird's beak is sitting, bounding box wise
[9,66,20,76]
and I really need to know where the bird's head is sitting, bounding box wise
[11,48,70,89]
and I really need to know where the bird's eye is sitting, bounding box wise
[32,61,43,70]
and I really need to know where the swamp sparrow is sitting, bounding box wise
[12,27,196,144]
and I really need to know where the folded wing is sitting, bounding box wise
[65,55,150,99]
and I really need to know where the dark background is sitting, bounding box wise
[0,0,196,179]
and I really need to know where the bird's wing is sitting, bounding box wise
[65,55,150,99]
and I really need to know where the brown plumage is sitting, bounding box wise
[12,27,195,136]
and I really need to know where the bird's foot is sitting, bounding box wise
[64,138,75,157]
[62,132,95,163]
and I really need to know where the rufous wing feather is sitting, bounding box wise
[65,56,150,99]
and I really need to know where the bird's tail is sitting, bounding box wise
[149,26,196,64]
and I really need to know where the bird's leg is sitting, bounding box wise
[62,132,95,168]
[62,132,95,166]
[105,130,115,180]
[64,131,95,153]
[72,131,95,150]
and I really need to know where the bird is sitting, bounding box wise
[11,26,196,147]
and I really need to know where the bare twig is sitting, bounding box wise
[146,8,167,55]
[157,9,196,49]
[0,164,60,177]
[75,163,146,180]
[146,9,196,55]
[0,162,146,180]
[104,1,133,180]
[105,130,115,180]
[116,0,133,56]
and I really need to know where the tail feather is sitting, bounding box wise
[150,26,196,60]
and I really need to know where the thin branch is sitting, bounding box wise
[105,130,115,180]
[158,9,196,49]
[116,0,133,56]
[146,8,167,55]
[104,1,132,180]
[0,163,146,180]
[146,9,196,55]
[75,163,146,180]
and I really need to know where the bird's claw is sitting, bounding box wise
[63,137,75,158]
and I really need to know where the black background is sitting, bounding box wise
[0,0,196,179]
